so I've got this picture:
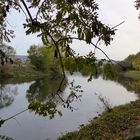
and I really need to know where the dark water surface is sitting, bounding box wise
[0,73,138,140]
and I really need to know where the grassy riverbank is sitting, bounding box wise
[0,64,46,83]
[58,70,140,140]
[58,100,140,140]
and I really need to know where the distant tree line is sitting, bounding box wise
[118,51,140,71]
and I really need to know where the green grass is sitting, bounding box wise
[0,64,46,83]
[58,100,140,140]
[121,70,140,79]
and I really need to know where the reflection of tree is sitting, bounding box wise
[64,56,101,81]
[0,135,14,140]
[116,76,140,94]
[26,74,83,118]
[26,74,68,118]
[103,63,119,80]
[101,63,140,94]
[26,75,67,104]
[0,82,18,109]
[105,74,140,94]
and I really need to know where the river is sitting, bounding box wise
[0,72,138,140]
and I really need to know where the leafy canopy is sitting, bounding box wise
[0,0,115,47]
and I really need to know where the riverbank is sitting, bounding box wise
[58,100,140,140]
[0,64,46,83]
[121,70,140,79]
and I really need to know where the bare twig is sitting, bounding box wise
[111,21,125,29]
[94,21,125,54]
[4,109,28,122]
[18,4,28,20]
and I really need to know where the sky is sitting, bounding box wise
[6,0,140,61]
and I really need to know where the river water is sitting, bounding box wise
[0,73,138,140]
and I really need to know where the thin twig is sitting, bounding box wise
[94,21,125,54]
[4,109,28,122]
[111,21,125,29]
[18,4,28,20]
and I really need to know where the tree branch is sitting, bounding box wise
[20,0,34,22]
[56,37,112,63]
[39,24,65,76]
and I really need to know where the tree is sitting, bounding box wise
[0,43,15,66]
[27,45,44,71]
[0,0,119,127]
[0,43,16,57]
[0,0,116,58]
[132,51,140,70]
[0,0,120,89]
[103,63,118,80]
[123,52,140,71]
[27,44,60,73]
[119,54,135,71]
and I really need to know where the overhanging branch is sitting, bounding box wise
[20,0,33,22]
[56,37,112,63]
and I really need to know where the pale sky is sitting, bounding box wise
[7,0,140,60]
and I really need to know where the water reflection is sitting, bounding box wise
[116,76,140,94]
[0,135,14,140]
[0,81,18,109]
[26,76,66,103]
[0,72,138,140]
[26,74,83,118]
[102,65,140,95]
